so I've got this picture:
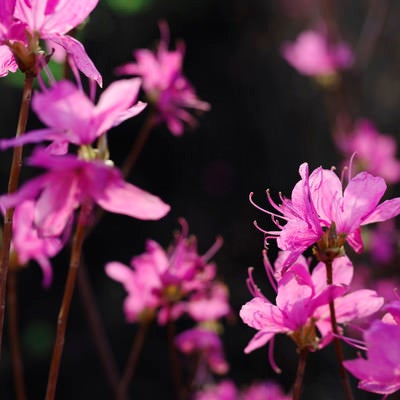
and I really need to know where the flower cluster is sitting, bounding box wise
[106,219,228,324]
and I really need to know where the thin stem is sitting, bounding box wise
[117,319,152,400]
[293,349,308,400]
[121,110,157,179]
[77,258,120,395]
[167,315,185,400]
[7,269,27,400]
[356,0,388,68]
[45,201,93,400]
[325,260,354,400]
[73,111,157,392]
[0,74,34,355]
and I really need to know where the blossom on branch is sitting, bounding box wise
[0,149,170,237]
[251,162,400,266]
[116,21,210,135]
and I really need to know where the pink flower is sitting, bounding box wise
[175,326,229,374]
[336,119,400,184]
[240,252,383,358]
[0,0,101,82]
[241,381,291,400]
[344,320,400,395]
[13,0,102,84]
[115,21,210,135]
[105,220,224,324]
[0,0,26,76]
[251,162,400,266]
[0,149,170,237]
[11,200,65,287]
[194,380,238,400]
[0,78,146,152]
[281,30,353,76]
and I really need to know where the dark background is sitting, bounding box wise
[1,0,399,398]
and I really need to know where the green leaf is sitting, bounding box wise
[104,0,154,15]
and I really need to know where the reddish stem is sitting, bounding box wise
[7,269,27,400]
[0,74,34,355]
[325,260,354,400]
[293,349,308,400]
[117,319,152,400]
[45,201,93,400]
[77,259,120,395]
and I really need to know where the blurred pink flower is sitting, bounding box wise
[116,21,210,135]
[105,220,225,324]
[0,149,170,237]
[251,162,400,266]
[344,320,400,395]
[194,380,290,400]
[175,326,229,375]
[336,119,400,184]
[281,30,353,76]
[11,200,65,287]
[194,380,238,400]
[0,78,146,152]
[241,381,291,400]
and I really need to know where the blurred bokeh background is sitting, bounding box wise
[0,0,399,398]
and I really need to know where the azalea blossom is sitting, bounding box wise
[105,220,225,324]
[194,380,290,400]
[281,29,353,77]
[0,78,146,152]
[240,252,383,360]
[336,119,400,184]
[241,381,291,400]
[115,21,210,135]
[251,162,400,266]
[175,326,229,374]
[0,0,26,76]
[344,319,400,396]
[0,149,170,237]
[0,0,101,82]
[10,200,65,287]
[194,380,238,400]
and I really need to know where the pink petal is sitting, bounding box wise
[94,78,144,133]
[240,297,284,331]
[0,128,63,150]
[95,173,170,221]
[33,80,94,142]
[105,261,135,293]
[40,0,99,35]
[340,172,386,233]
[35,173,80,237]
[112,101,147,128]
[361,198,400,225]
[244,331,275,354]
[308,167,343,227]
[334,290,384,323]
[0,0,15,22]
[0,45,18,77]
[45,34,102,86]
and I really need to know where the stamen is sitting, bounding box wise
[348,152,357,182]
[246,267,264,298]
[68,57,83,92]
[39,57,56,86]
[250,193,288,223]
[268,336,282,374]
[262,249,277,292]
[332,332,367,351]
[201,236,223,262]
